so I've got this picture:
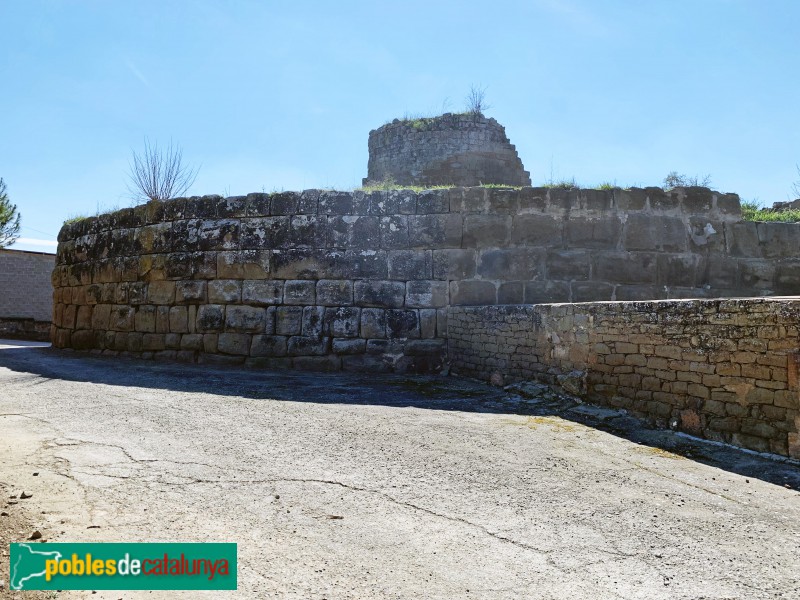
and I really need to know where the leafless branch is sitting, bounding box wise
[127,139,198,203]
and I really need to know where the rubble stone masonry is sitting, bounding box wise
[448,299,800,459]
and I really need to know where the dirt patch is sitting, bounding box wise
[0,481,56,599]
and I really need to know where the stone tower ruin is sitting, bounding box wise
[364,113,531,187]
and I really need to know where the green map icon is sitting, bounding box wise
[10,543,63,590]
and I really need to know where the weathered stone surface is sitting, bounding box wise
[360,308,387,339]
[208,280,242,304]
[624,214,687,252]
[218,332,251,355]
[325,307,361,338]
[242,280,283,305]
[388,250,433,280]
[477,248,543,280]
[283,280,316,305]
[462,215,511,247]
[354,280,405,308]
[408,214,462,249]
[302,306,325,338]
[449,280,496,306]
[332,338,366,354]
[176,280,207,304]
[225,305,266,333]
[196,304,225,333]
[276,306,303,336]
[316,280,353,306]
[250,335,287,357]
[386,310,420,338]
[405,281,448,308]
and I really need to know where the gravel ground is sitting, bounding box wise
[0,340,799,599]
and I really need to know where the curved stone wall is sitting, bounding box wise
[51,186,800,371]
[365,114,531,187]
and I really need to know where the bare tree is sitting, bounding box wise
[465,84,491,116]
[127,139,199,203]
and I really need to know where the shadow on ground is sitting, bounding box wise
[2,343,799,491]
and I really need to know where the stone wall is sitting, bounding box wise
[0,249,56,324]
[365,114,531,187]
[51,186,800,373]
[448,299,800,459]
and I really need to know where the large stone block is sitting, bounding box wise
[477,248,544,280]
[623,214,687,252]
[449,280,496,306]
[332,338,367,355]
[245,192,271,217]
[302,306,325,338]
[360,308,386,339]
[388,250,433,280]
[416,190,450,214]
[109,306,135,332]
[320,250,388,280]
[196,304,225,333]
[318,191,354,215]
[405,281,448,308]
[595,252,657,284]
[386,309,420,338]
[462,215,511,247]
[379,216,409,249]
[498,282,523,304]
[242,280,284,305]
[271,249,326,280]
[289,215,327,248]
[432,249,477,280]
[571,282,614,302]
[408,214,462,248]
[511,214,562,247]
[287,336,329,356]
[547,250,591,281]
[316,280,353,305]
[276,306,303,335]
[565,217,622,249]
[217,250,270,279]
[250,335,288,357]
[325,307,361,337]
[176,280,207,304]
[218,332,251,355]
[91,304,112,330]
[757,222,800,259]
[147,280,176,304]
[208,279,242,303]
[240,216,290,249]
[354,280,406,308]
[524,281,570,304]
[168,306,189,333]
[283,280,316,305]
[226,305,267,333]
[269,192,300,215]
[134,305,156,332]
[329,216,380,249]
[657,254,699,287]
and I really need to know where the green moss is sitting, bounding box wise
[63,215,89,225]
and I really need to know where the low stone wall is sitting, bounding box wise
[448,298,800,459]
[0,249,55,323]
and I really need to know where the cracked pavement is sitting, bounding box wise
[0,340,799,599]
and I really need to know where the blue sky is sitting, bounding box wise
[3,0,799,252]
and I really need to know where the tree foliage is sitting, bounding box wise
[0,178,21,248]
[663,171,712,190]
[127,139,198,203]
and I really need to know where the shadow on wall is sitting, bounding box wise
[1,344,798,491]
